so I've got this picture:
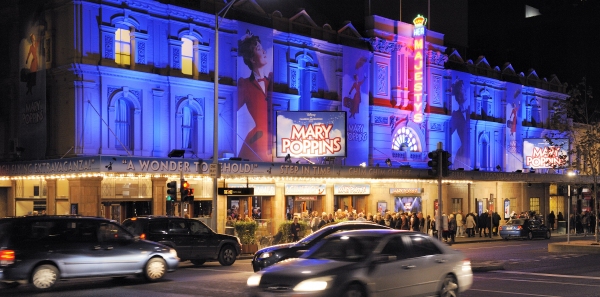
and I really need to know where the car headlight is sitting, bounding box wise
[169,248,178,258]
[293,276,334,292]
[247,273,263,287]
[259,252,272,259]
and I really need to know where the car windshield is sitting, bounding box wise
[303,235,379,262]
[297,227,332,245]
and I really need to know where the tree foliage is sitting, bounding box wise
[548,77,599,242]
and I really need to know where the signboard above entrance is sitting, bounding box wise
[218,188,254,195]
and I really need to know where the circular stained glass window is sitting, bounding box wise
[392,127,419,152]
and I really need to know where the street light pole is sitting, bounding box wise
[212,0,238,231]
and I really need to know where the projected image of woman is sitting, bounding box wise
[237,30,272,162]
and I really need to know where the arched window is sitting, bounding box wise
[115,28,131,66]
[392,127,419,152]
[181,37,194,75]
[115,98,132,150]
[480,138,489,170]
[181,106,193,149]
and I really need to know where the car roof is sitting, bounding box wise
[327,229,415,238]
[325,221,392,228]
[1,215,111,222]
[123,216,186,221]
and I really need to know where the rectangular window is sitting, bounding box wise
[529,197,540,214]
[451,198,462,214]
[181,38,193,75]
[115,28,131,66]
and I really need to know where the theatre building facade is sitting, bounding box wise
[0,0,590,234]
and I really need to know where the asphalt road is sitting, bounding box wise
[5,236,600,296]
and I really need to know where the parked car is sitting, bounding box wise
[499,218,551,240]
[0,215,179,290]
[252,221,391,272]
[122,216,241,266]
[247,229,473,297]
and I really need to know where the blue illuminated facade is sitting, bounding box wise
[0,0,585,232]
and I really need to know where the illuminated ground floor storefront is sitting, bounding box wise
[0,157,591,234]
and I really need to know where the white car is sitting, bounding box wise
[247,229,472,297]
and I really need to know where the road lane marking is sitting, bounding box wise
[468,288,561,296]
[474,275,600,287]
[493,270,600,280]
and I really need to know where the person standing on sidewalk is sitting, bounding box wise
[448,214,457,244]
[478,211,488,237]
[548,211,556,231]
[582,211,589,237]
[456,211,464,237]
[465,213,476,237]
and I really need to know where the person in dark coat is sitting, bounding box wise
[290,217,301,241]
[478,212,488,237]
[557,212,564,222]
[548,211,556,231]
[492,211,501,236]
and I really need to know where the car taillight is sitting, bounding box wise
[0,250,15,265]
[462,258,472,272]
[517,226,523,230]
[499,226,503,231]
[140,233,146,240]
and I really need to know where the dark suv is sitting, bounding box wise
[122,216,241,266]
[0,216,179,290]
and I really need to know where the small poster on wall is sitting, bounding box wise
[70,203,78,215]
[377,202,387,216]
[395,197,422,213]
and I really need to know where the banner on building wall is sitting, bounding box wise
[448,72,470,169]
[236,22,274,162]
[523,138,569,169]
[284,184,326,195]
[334,184,370,195]
[505,84,523,171]
[342,46,370,166]
[276,111,346,158]
[18,1,47,160]
[395,197,421,213]
[227,183,276,196]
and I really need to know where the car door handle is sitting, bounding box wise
[402,265,416,269]
[435,259,447,263]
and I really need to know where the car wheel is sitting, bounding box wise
[545,230,551,239]
[190,259,206,266]
[527,231,533,240]
[218,245,237,266]
[31,264,59,290]
[144,257,167,281]
[342,283,366,297]
[438,274,459,297]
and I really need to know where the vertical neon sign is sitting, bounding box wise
[412,15,426,123]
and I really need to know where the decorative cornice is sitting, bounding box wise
[426,50,448,67]
[369,38,400,54]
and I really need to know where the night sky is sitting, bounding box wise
[255,0,599,100]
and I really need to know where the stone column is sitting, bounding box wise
[152,176,169,216]
[46,179,57,215]
[67,177,103,216]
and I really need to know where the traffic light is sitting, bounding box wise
[166,181,178,201]
[181,180,189,196]
[183,188,195,203]
[442,150,452,177]
[427,150,440,177]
